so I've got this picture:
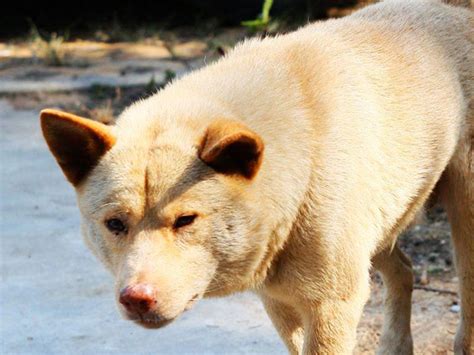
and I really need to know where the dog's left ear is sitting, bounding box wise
[40,109,116,186]
[198,119,264,179]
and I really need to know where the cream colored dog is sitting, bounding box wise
[40,0,473,353]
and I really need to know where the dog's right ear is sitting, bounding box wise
[40,109,116,186]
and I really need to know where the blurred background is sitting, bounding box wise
[2,0,366,38]
[0,1,461,354]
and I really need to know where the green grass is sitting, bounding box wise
[241,0,275,32]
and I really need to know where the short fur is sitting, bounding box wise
[41,0,473,354]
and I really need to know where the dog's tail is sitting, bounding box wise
[441,0,472,8]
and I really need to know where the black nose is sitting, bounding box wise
[119,284,156,315]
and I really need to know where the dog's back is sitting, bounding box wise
[352,0,473,110]
[344,0,474,235]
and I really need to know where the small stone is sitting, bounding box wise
[450,304,461,313]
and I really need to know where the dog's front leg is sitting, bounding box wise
[260,294,305,354]
[301,280,370,355]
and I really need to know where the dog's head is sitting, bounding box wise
[40,106,270,328]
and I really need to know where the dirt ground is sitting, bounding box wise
[0,28,463,354]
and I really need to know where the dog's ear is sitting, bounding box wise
[40,109,116,186]
[198,119,264,179]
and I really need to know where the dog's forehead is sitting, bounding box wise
[145,143,209,201]
[82,131,212,216]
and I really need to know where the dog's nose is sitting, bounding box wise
[119,284,156,315]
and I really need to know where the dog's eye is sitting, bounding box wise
[173,214,197,229]
[105,218,127,234]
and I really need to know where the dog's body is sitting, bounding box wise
[41,0,473,353]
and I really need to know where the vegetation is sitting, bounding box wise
[241,0,275,32]
[28,23,67,66]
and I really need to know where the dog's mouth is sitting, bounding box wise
[133,316,175,329]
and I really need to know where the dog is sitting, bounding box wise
[40,0,473,353]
